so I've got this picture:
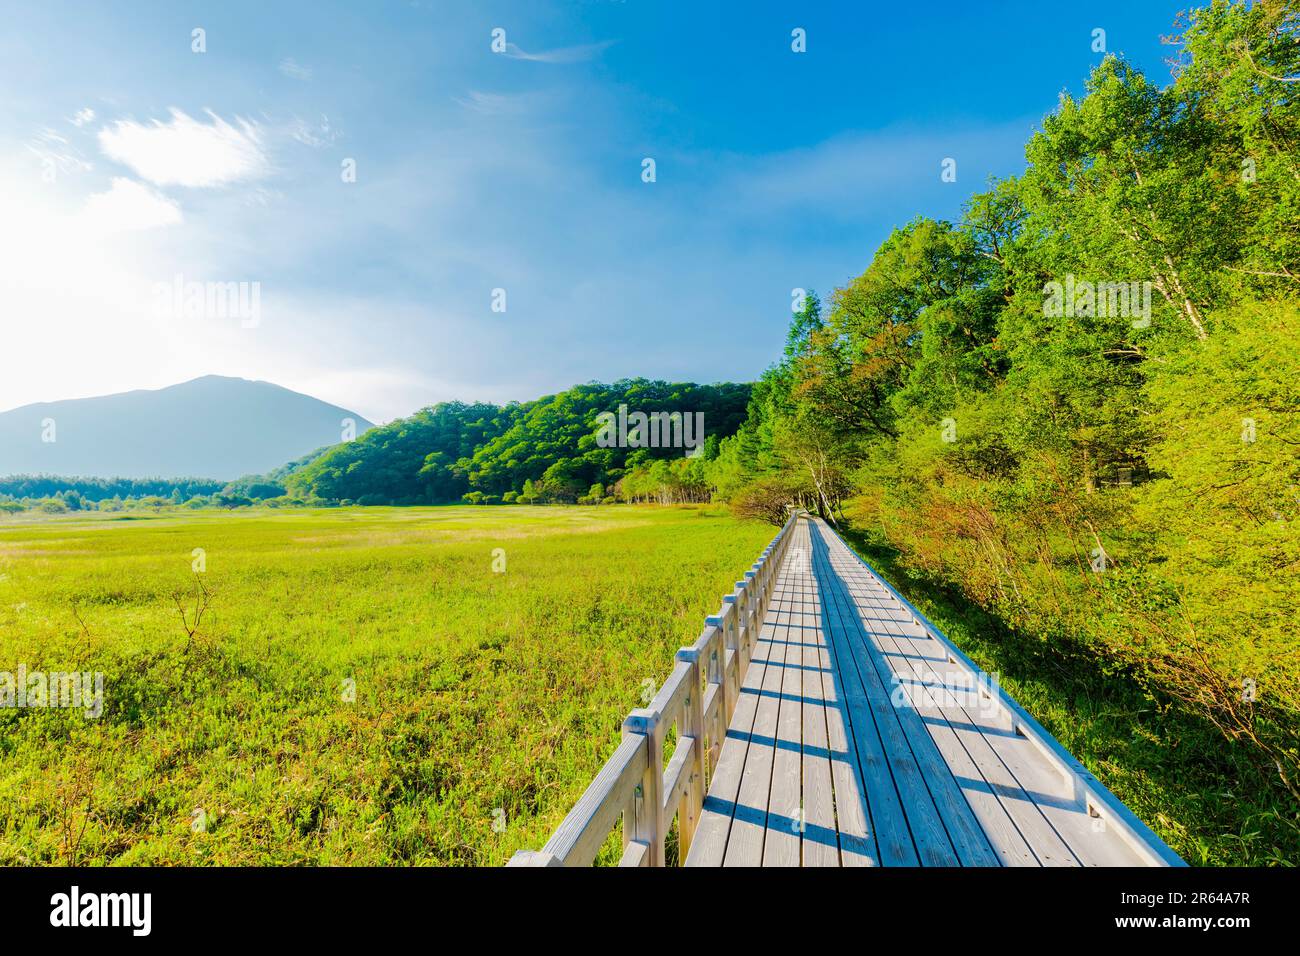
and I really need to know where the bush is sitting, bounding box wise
[730,479,793,527]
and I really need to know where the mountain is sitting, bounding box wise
[0,376,375,481]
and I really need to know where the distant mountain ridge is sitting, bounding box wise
[0,376,374,481]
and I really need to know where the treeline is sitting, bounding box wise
[0,484,306,515]
[0,476,224,502]
[712,1,1300,809]
[285,380,749,505]
[0,472,317,515]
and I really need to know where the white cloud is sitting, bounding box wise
[25,127,92,176]
[70,107,95,127]
[81,177,182,233]
[287,114,339,148]
[98,109,269,188]
[501,40,614,64]
[278,57,312,80]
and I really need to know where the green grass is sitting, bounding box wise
[0,505,775,865]
[836,523,1300,867]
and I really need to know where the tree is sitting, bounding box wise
[708,2,1300,814]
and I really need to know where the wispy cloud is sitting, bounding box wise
[69,107,95,127]
[80,177,182,233]
[278,57,312,80]
[286,114,339,148]
[452,90,540,115]
[98,109,269,188]
[501,39,614,64]
[25,127,92,176]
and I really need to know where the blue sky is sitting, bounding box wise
[0,0,1190,422]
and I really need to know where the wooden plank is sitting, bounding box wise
[815,586,879,867]
[854,591,1048,867]
[825,519,1182,866]
[661,736,696,821]
[619,840,649,867]
[819,520,1156,868]
[702,682,723,769]
[806,538,920,868]
[763,529,812,866]
[644,660,693,735]
[815,524,1001,866]
[839,574,1067,863]
[799,560,842,867]
[684,547,790,865]
[723,524,799,866]
[810,522,991,866]
[865,594,1141,865]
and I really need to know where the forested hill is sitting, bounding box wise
[284,379,751,505]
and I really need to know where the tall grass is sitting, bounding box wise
[0,505,773,865]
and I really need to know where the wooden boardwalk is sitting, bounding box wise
[510,513,1183,868]
[685,516,1176,867]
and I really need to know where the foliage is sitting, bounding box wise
[714,0,1300,849]
[286,380,750,506]
[0,476,224,502]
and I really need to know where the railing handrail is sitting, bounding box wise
[508,510,803,867]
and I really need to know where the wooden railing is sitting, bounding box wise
[508,510,802,867]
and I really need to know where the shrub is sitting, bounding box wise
[730,479,793,527]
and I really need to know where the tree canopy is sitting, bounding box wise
[286,380,751,505]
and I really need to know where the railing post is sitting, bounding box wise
[745,568,762,641]
[705,612,729,726]
[673,648,706,861]
[759,548,769,608]
[741,580,757,664]
[622,708,666,866]
[737,580,754,676]
[699,625,725,772]
[716,600,739,724]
